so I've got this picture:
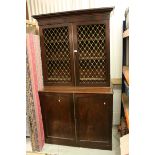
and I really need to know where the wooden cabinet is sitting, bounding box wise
[33,7,114,150]
[75,94,113,149]
[39,87,113,150]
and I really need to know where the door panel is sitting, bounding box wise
[39,93,76,145]
[75,94,113,150]
[73,21,110,86]
[40,24,74,86]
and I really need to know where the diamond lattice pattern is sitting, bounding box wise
[43,26,71,82]
[77,24,107,84]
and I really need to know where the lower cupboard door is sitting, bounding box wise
[75,94,113,150]
[39,93,76,146]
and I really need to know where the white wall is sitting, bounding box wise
[113,86,122,124]
[27,0,129,125]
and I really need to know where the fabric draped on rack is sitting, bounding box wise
[26,34,44,151]
[33,35,43,90]
[26,52,39,151]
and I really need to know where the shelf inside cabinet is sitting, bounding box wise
[123,29,129,38]
[48,77,71,81]
[123,66,129,85]
[122,93,129,129]
[47,58,69,61]
[80,77,104,81]
[79,57,103,60]
[78,38,104,42]
[44,40,68,44]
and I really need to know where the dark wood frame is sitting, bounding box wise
[39,23,75,86]
[73,20,110,86]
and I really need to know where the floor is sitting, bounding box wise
[26,126,120,155]
[27,153,46,155]
[26,138,32,152]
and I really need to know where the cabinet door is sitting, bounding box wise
[40,24,74,86]
[73,21,110,86]
[39,93,76,146]
[75,94,113,150]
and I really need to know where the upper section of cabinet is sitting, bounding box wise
[33,8,114,87]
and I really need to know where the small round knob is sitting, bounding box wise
[104,102,106,105]
[58,97,61,102]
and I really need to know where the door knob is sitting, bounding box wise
[58,97,61,102]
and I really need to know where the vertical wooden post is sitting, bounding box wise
[26,1,29,20]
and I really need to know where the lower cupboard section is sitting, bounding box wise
[39,92,113,150]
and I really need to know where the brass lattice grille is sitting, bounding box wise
[77,24,107,84]
[43,26,71,83]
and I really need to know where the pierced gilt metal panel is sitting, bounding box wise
[43,26,71,83]
[77,24,107,84]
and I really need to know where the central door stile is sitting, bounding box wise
[70,23,77,86]
[73,93,78,144]
[72,23,79,86]
[68,23,75,86]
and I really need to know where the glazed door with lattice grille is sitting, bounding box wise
[74,22,110,86]
[40,24,74,85]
